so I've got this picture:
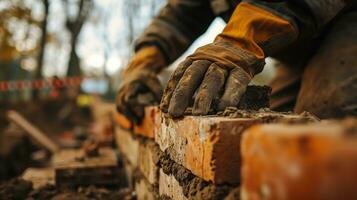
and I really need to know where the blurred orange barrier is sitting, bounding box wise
[0,76,84,91]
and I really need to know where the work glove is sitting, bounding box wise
[116,46,166,124]
[160,2,298,117]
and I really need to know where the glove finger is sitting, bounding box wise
[127,97,145,124]
[116,85,128,114]
[160,59,192,112]
[116,92,125,114]
[218,67,251,111]
[116,83,142,123]
[117,92,138,123]
[143,76,163,102]
[168,60,211,117]
[193,63,227,115]
[124,82,144,102]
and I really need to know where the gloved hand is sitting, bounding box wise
[160,2,298,117]
[116,46,166,124]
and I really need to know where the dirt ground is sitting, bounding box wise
[0,98,94,182]
[0,178,135,200]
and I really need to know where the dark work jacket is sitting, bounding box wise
[134,0,355,64]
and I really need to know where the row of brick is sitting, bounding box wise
[115,107,357,200]
[115,124,241,200]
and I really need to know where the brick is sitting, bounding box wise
[155,114,257,184]
[53,148,120,187]
[159,169,188,200]
[114,107,158,138]
[159,153,239,200]
[135,177,158,200]
[114,112,132,130]
[123,160,136,189]
[115,126,161,185]
[155,111,313,184]
[115,126,140,167]
[22,168,54,189]
[138,139,161,185]
[241,120,357,200]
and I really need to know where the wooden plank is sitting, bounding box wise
[52,148,120,187]
[7,110,60,153]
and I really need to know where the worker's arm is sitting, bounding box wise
[135,0,216,64]
[160,0,351,117]
[116,0,215,124]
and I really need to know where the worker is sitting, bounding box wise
[116,0,357,123]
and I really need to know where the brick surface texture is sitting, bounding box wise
[241,121,357,200]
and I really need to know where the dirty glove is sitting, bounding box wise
[116,46,166,124]
[160,2,298,117]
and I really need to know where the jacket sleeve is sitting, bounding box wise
[134,0,216,64]
[245,0,353,42]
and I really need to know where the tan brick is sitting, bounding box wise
[115,126,140,167]
[135,178,158,200]
[155,111,312,184]
[115,126,160,185]
[159,161,240,200]
[123,160,136,189]
[138,139,161,185]
[155,114,258,184]
[159,169,188,200]
[241,120,357,200]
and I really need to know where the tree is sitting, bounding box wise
[35,0,50,80]
[64,0,93,77]
[0,0,40,62]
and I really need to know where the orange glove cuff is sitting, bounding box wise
[187,2,298,77]
[218,2,298,59]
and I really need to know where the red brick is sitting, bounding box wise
[115,107,158,138]
[241,120,357,200]
[114,112,132,130]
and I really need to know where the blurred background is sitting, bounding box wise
[0,0,274,182]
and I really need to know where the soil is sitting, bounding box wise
[0,125,34,181]
[0,178,32,200]
[0,178,135,200]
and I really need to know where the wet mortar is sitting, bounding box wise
[158,150,234,200]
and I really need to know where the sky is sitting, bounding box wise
[40,0,227,77]
[77,0,228,77]
[8,0,274,84]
